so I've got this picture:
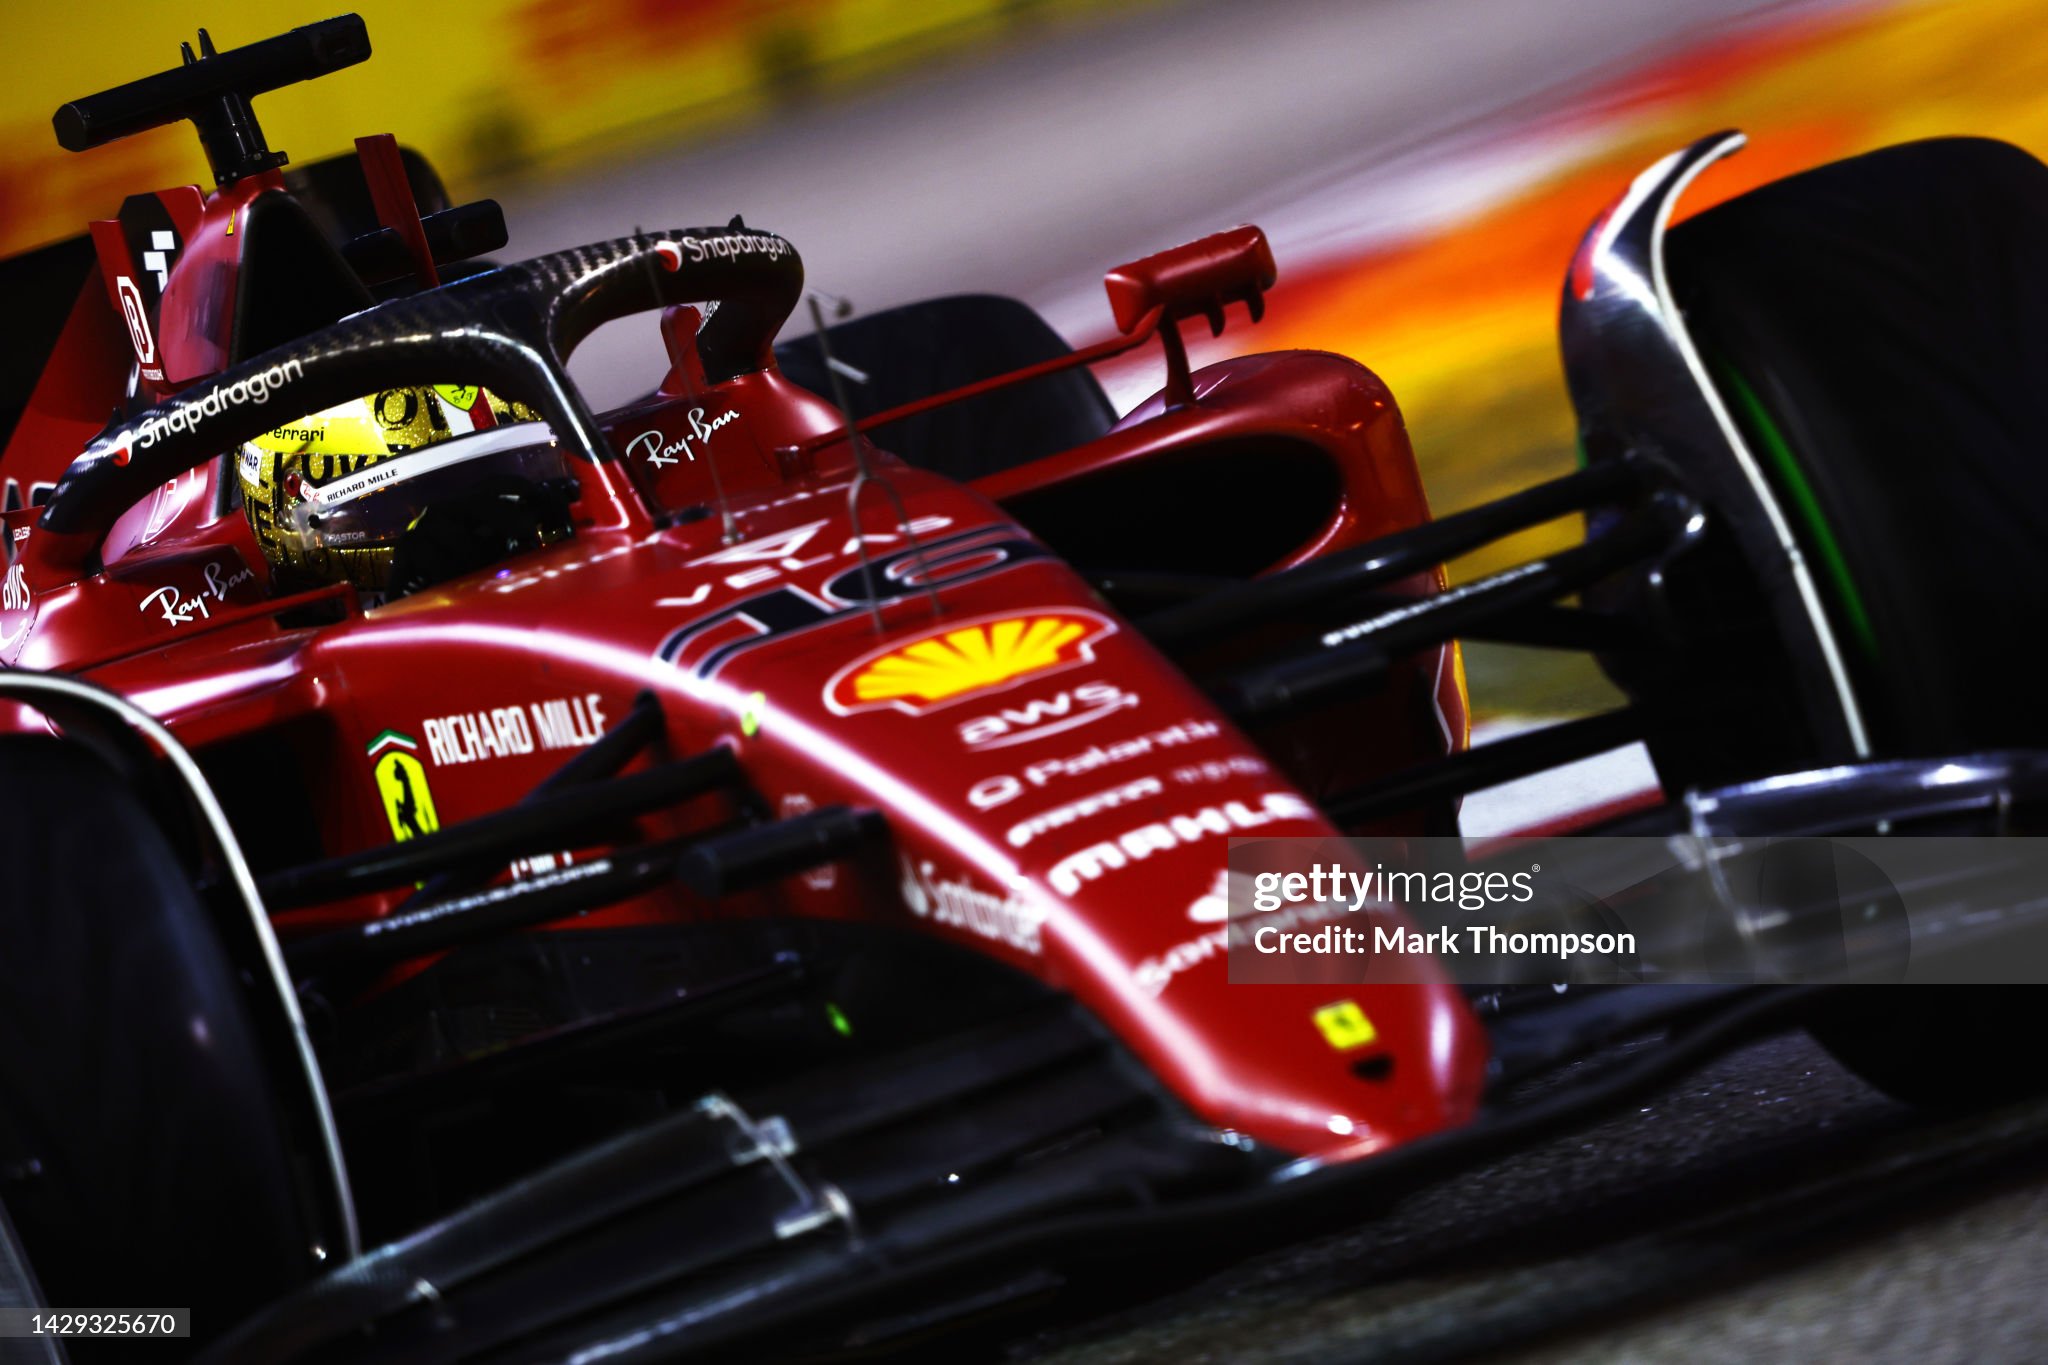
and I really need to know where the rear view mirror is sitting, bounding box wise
[1104,225,1277,337]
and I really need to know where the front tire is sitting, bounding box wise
[1664,138,2048,1105]
[0,736,316,1333]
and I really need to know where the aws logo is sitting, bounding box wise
[826,610,1114,717]
[956,679,1140,750]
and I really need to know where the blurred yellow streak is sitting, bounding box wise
[1250,0,2048,585]
[0,0,1153,256]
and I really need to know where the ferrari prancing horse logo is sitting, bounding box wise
[367,729,439,841]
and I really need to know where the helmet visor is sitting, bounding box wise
[281,422,567,554]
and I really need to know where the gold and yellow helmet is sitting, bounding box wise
[239,384,552,592]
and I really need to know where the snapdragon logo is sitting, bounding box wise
[678,233,792,264]
[117,358,306,459]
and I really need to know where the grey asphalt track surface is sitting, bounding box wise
[494,2,2048,1359]
[1006,1030,2048,1364]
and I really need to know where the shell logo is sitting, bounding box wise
[826,609,1115,716]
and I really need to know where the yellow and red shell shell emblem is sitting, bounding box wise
[826,610,1114,716]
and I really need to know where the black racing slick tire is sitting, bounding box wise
[1667,136,2048,756]
[0,737,315,1339]
[1664,137,2048,1108]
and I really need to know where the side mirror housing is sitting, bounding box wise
[1103,225,1277,337]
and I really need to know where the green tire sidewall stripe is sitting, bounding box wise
[1705,353,1881,663]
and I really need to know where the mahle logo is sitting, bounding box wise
[826,610,1113,717]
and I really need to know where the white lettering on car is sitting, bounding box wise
[899,856,1047,955]
[967,716,1224,810]
[679,233,792,264]
[626,407,739,468]
[1047,793,1317,896]
[639,515,955,608]
[139,584,211,626]
[101,357,308,464]
[202,560,255,601]
[1135,896,1339,998]
[136,559,258,627]
[957,680,1140,751]
[1004,776,1164,850]
[423,694,609,765]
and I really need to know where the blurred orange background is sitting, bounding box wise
[1247,0,2048,571]
[6,0,2045,714]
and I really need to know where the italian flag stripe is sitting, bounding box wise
[365,729,418,757]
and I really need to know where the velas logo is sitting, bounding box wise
[826,610,1114,716]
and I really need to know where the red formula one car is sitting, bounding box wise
[4,16,2048,1361]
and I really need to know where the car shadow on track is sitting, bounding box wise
[994,1032,2048,1365]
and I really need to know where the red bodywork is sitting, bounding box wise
[0,155,1487,1162]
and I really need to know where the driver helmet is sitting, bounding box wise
[238,384,566,595]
